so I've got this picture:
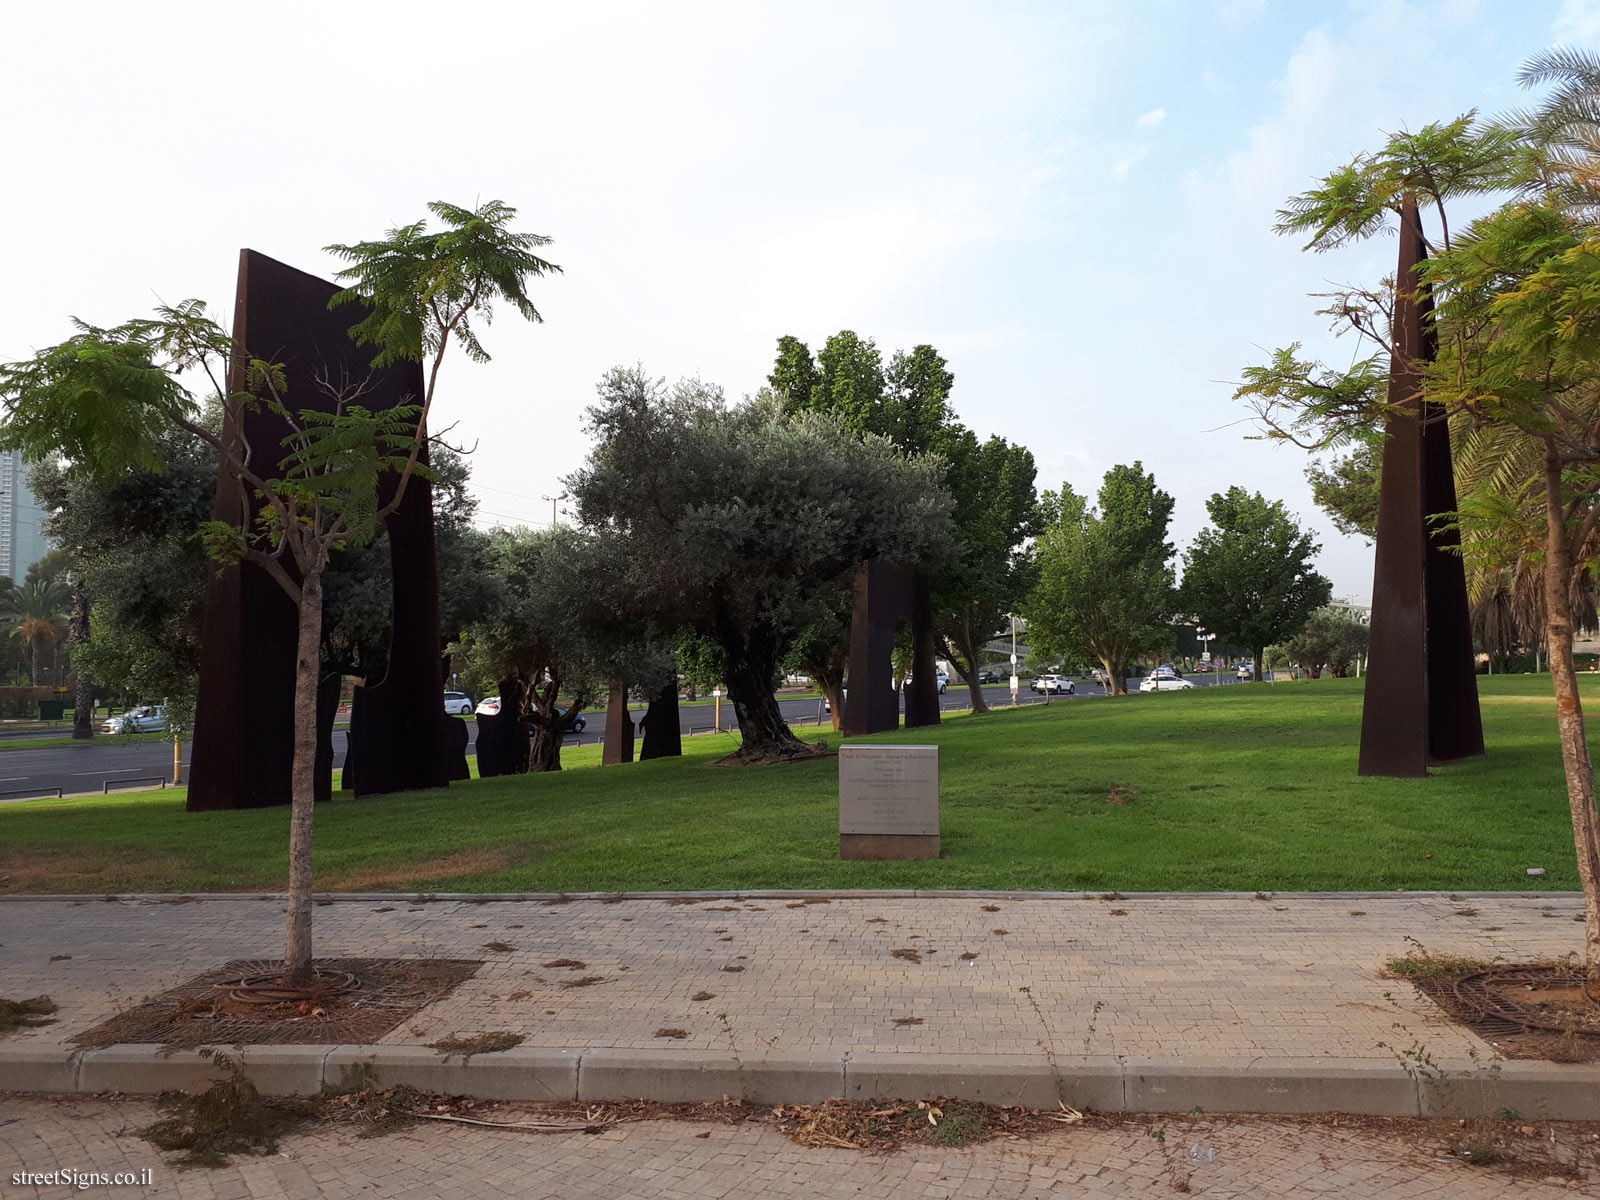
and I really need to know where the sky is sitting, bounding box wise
[6,0,1600,604]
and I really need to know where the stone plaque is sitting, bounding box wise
[839,744,939,860]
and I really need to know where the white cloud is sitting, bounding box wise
[1111,150,1148,176]
[1136,106,1167,129]
[1554,0,1600,41]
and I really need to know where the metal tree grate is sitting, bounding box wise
[71,958,481,1048]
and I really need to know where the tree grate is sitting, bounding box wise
[71,958,481,1048]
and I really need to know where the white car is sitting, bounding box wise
[475,696,502,717]
[443,691,474,716]
[1031,674,1075,695]
[102,705,169,734]
[1139,675,1196,692]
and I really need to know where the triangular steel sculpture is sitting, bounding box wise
[188,250,461,809]
[1357,194,1485,776]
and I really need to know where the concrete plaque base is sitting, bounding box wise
[840,833,940,860]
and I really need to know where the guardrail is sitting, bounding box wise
[103,776,167,794]
[0,785,63,800]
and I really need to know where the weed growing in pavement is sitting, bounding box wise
[1380,937,1500,981]
[0,995,56,1032]
[428,1031,524,1059]
[140,1050,320,1168]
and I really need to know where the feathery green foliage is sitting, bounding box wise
[327,199,560,371]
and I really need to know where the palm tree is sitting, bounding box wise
[0,579,69,686]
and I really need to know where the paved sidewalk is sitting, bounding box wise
[4,1094,1592,1199]
[1,891,1595,1116]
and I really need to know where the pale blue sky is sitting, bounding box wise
[6,0,1600,603]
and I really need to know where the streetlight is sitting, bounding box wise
[1009,614,1019,706]
[541,492,569,527]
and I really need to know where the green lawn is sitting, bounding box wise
[0,674,1592,895]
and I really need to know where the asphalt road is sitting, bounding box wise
[0,674,1250,800]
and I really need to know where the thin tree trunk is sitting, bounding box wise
[944,625,989,714]
[284,571,324,981]
[1253,644,1265,683]
[1543,449,1600,997]
[67,588,92,738]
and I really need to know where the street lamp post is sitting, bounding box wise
[541,491,570,527]
[1009,614,1019,706]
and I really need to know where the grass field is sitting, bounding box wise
[0,674,1593,895]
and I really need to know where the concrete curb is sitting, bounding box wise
[0,890,1585,904]
[6,1045,1599,1119]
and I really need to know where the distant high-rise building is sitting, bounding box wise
[0,450,51,583]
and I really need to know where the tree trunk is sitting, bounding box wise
[1543,449,1600,998]
[725,641,808,761]
[1253,645,1265,683]
[69,588,92,740]
[529,721,566,771]
[528,677,568,773]
[284,571,324,981]
[1100,656,1126,696]
[822,679,845,731]
[943,626,989,714]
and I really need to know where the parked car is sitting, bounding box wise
[102,705,168,734]
[905,671,949,694]
[557,706,586,734]
[442,691,474,716]
[475,696,502,717]
[1139,674,1196,692]
[977,668,1002,684]
[1236,664,1254,681]
[1031,674,1075,695]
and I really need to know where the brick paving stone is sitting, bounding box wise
[1,1095,1594,1198]
[1,892,1583,1069]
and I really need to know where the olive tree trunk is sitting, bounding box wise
[1543,448,1600,997]
[724,642,808,761]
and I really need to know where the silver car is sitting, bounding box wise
[102,704,169,733]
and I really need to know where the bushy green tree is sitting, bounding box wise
[569,369,954,762]
[769,334,1037,710]
[1181,488,1332,682]
[1281,606,1371,678]
[1024,463,1176,695]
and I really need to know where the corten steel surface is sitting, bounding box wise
[345,452,455,796]
[602,685,635,765]
[842,561,941,736]
[1358,195,1483,777]
[639,683,682,759]
[904,571,941,728]
[188,250,452,810]
[314,670,341,803]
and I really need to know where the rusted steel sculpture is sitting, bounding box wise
[1358,194,1484,777]
[842,560,940,736]
[188,249,456,810]
[639,682,682,760]
[602,685,635,764]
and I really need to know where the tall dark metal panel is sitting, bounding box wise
[639,684,683,759]
[188,249,452,810]
[1358,195,1485,776]
[842,560,941,736]
[602,685,635,764]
